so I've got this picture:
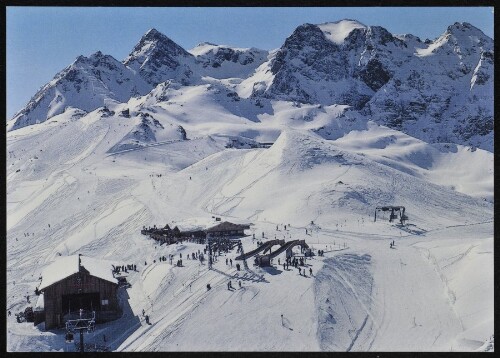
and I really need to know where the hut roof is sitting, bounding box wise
[206,221,250,233]
[39,255,117,290]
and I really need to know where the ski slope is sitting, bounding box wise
[6,92,494,352]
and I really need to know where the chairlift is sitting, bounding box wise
[375,206,408,225]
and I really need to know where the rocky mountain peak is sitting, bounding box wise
[441,21,492,49]
[123,28,196,87]
[125,28,192,66]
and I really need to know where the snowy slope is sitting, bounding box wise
[7,98,493,351]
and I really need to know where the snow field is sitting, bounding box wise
[6,89,493,351]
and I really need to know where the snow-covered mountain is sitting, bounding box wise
[8,51,151,131]
[364,22,494,150]
[9,21,493,151]
[7,20,494,352]
[243,20,493,150]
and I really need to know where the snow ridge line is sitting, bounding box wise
[107,137,207,157]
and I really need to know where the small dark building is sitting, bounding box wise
[38,255,120,330]
[254,255,271,267]
[206,221,250,237]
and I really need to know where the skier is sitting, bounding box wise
[278,258,280,265]
[142,309,145,316]
[298,268,301,276]
[239,280,242,288]
[230,259,233,267]
[8,310,11,316]
[309,268,312,276]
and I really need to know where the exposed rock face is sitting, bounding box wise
[190,42,268,79]
[362,22,493,149]
[124,28,197,86]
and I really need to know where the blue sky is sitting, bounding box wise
[6,7,494,119]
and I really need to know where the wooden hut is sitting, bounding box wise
[206,221,250,237]
[37,255,120,330]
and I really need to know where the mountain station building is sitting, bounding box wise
[206,221,250,237]
[36,254,120,330]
